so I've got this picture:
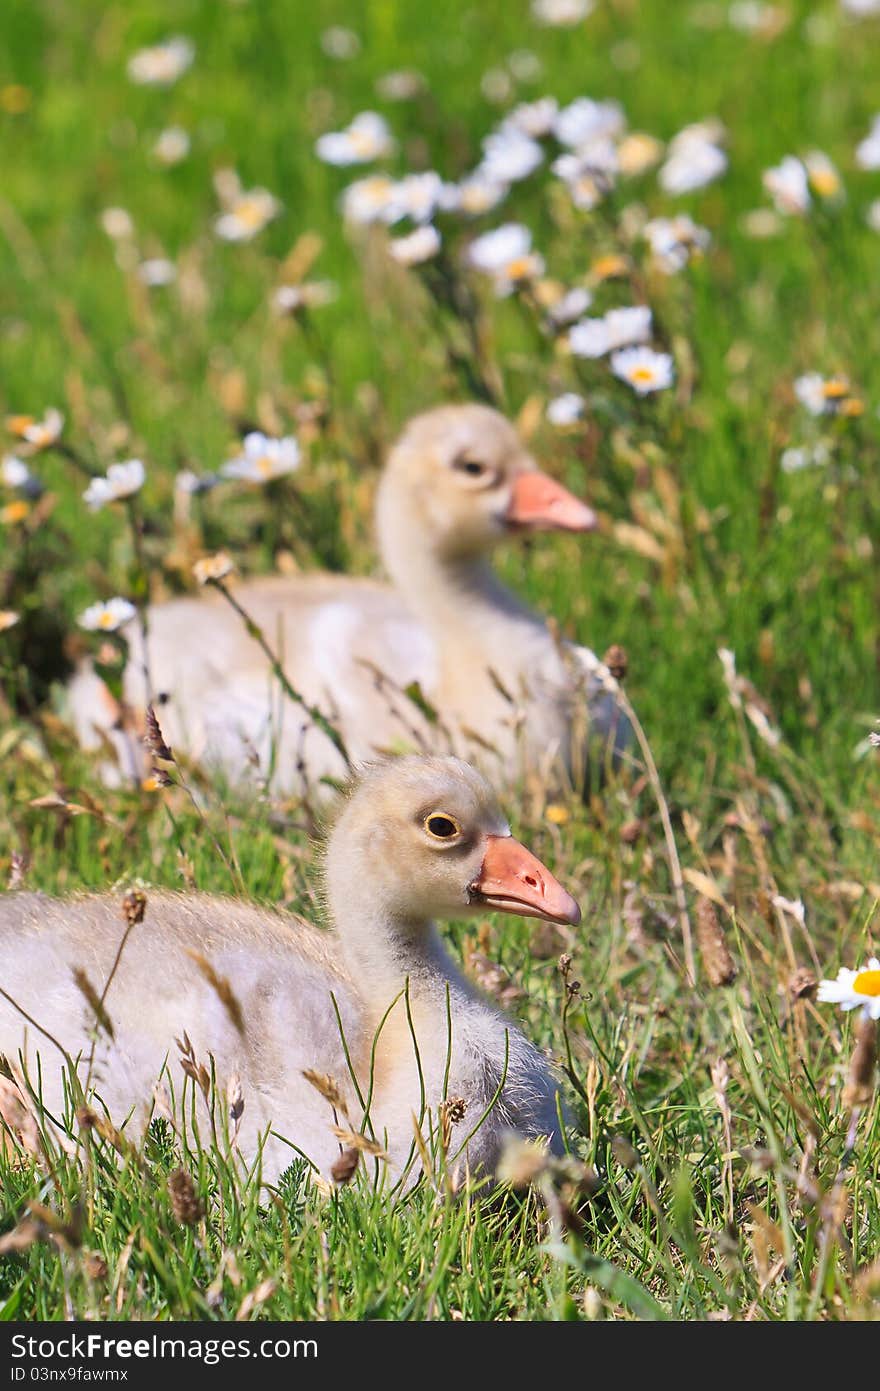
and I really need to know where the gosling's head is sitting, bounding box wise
[376,404,596,564]
[324,754,580,931]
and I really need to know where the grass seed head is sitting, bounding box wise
[121,888,147,927]
[167,1167,205,1226]
[696,897,737,987]
[330,1147,360,1185]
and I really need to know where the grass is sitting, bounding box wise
[1,0,880,1321]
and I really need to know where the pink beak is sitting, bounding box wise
[469,834,581,926]
[506,470,597,534]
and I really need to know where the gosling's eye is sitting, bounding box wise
[453,456,487,478]
[424,813,461,840]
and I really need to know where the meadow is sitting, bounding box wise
[1,0,880,1321]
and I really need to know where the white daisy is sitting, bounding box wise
[616,132,664,177]
[805,150,843,201]
[531,0,594,24]
[393,171,446,223]
[100,207,134,240]
[341,175,404,225]
[78,598,137,633]
[553,97,624,149]
[82,460,146,511]
[320,26,361,59]
[273,281,337,314]
[794,373,856,416]
[222,432,301,484]
[507,98,559,138]
[818,958,880,1020]
[153,126,190,166]
[375,70,425,102]
[867,199,880,232]
[842,0,880,14]
[137,258,176,287]
[127,37,194,87]
[480,128,544,184]
[466,223,544,294]
[452,174,510,216]
[763,156,810,214]
[175,470,218,495]
[315,112,394,166]
[2,455,33,488]
[193,552,235,585]
[611,346,675,395]
[215,187,281,243]
[7,408,64,450]
[547,393,585,426]
[643,215,710,273]
[659,132,727,194]
[856,116,880,169]
[546,286,592,326]
[570,305,652,358]
[389,225,441,266]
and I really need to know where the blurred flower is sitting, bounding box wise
[375,69,425,101]
[1,500,29,526]
[856,115,880,169]
[175,470,219,495]
[480,127,544,183]
[481,68,514,105]
[79,598,137,632]
[547,393,585,425]
[127,37,194,87]
[153,126,190,165]
[741,207,782,238]
[100,207,134,240]
[215,187,281,242]
[842,0,880,14]
[818,958,880,1019]
[83,460,146,510]
[804,150,843,201]
[763,156,810,214]
[2,455,33,488]
[342,175,402,224]
[0,611,20,633]
[569,306,652,358]
[532,0,594,26]
[222,432,301,483]
[544,285,592,326]
[466,223,544,294]
[507,49,543,82]
[611,346,675,394]
[315,112,394,166]
[553,97,624,149]
[393,171,446,223]
[507,97,558,138]
[452,173,509,216]
[389,224,441,266]
[137,258,176,287]
[273,281,337,314]
[589,253,630,282]
[617,132,664,176]
[643,215,710,272]
[321,26,361,59]
[659,122,727,193]
[193,552,234,585]
[795,373,861,416]
[728,1,785,32]
[552,144,617,208]
[867,199,880,232]
[6,408,64,451]
[781,443,830,473]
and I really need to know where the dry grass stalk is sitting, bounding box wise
[0,1071,44,1163]
[176,1033,211,1103]
[235,1277,277,1322]
[710,1057,735,1225]
[76,1106,135,1160]
[843,1016,877,1111]
[696,897,737,987]
[72,967,114,1038]
[167,1167,205,1226]
[301,1069,349,1118]
[185,950,245,1036]
[330,1125,387,1158]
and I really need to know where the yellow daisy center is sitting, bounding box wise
[236,199,267,229]
[853,969,880,997]
[1,500,30,525]
[810,170,839,198]
[504,255,534,280]
[822,379,849,399]
[256,456,276,478]
[631,367,657,384]
[591,254,628,280]
[98,611,117,629]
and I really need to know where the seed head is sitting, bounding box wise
[121,888,147,928]
[696,897,737,987]
[167,1167,205,1226]
[330,1148,360,1185]
[603,644,628,682]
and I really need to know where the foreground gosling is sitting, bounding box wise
[0,756,579,1184]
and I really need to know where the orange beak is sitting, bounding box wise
[469,834,581,926]
[506,470,597,534]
